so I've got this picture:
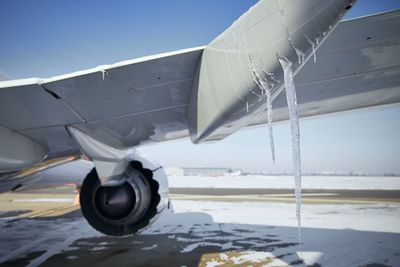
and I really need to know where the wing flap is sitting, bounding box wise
[0,82,83,131]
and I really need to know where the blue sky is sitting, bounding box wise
[0,1,399,173]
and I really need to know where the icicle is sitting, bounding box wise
[264,86,276,164]
[278,0,306,66]
[101,70,106,80]
[246,102,249,113]
[252,68,276,164]
[278,56,302,250]
[305,35,317,64]
[315,36,320,46]
[294,47,305,65]
[247,55,264,99]
[248,55,263,97]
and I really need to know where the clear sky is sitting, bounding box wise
[0,1,399,173]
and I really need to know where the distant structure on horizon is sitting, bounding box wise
[182,167,242,176]
[165,166,399,177]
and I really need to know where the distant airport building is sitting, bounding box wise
[183,167,242,176]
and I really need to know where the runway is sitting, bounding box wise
[1,186,400,267]
[171,188,400,204]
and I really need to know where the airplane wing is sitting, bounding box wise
[1,0,399,236]
[1,8,398,173]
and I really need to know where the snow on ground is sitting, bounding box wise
[1,199,399,266]
[164,201,400,233]
[144,200,400,266]
[168,175,400,190]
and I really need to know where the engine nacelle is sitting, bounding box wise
[80,158,168,236]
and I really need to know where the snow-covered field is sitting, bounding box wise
[1,200,399,267]
[168,175,400,190]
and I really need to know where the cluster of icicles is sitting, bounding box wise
[225,1,321,255]
[245,33,319,255]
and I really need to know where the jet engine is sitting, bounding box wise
[79,159,168,236]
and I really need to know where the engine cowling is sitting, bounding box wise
[79,159,168,236]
